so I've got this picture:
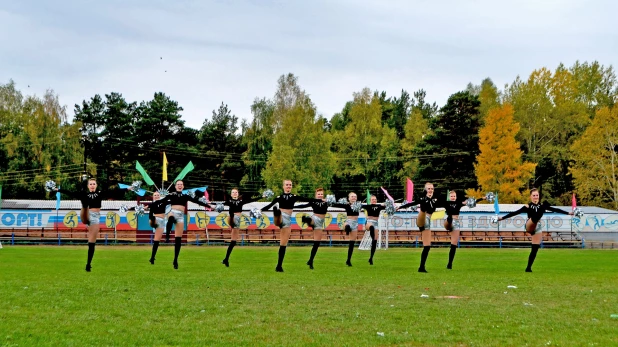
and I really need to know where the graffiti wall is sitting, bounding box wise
[1,209,617,233]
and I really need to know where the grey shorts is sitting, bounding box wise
[346,219,358,231]
[154,216,166,229]
[451,218,461,230]
[311,215,325,230]
[232,214,241,228]
[170,209,184,224]
[281,212,292,228]
[366,219,379,228]
[87,211,100,226]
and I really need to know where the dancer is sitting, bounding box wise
[295,188,329,270]
[398,182,442,273]
[496,188,573,272]
[261,180,310,272]
[444,190,485,269]
[145,191,171,265]
[211,188,260,267]
[333,192,361,267]
[165,180,210,269]
[361,195,387,265]
[55,178,109,272]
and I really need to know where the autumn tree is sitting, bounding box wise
[469,104,535,203]
[262,75,335,196]
[504,64,590,203]
[570,106,618,210]
[0,81,83,198]
[331,88,393,196]
[241,98,275,195]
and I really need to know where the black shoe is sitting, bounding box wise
[222,259,229,267]
[149,258,155,265]
[369,259,373,265]
[525,268,532,273]
[307,261,314,270]
[85,264,91,272]
[446,264,452,270]
[173,261,178,270]
[275,266,284,272]
[346,260,352,267]
[418,267,427,273]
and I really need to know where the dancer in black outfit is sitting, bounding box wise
[261,180,310,272]
[146,191,171,265]
[443,190,485,269]
[361,195,386,265]
[333,192,360,267]
[165,180,210,269]
[212,188,260,267]
[55,178,108,272]
[295,188,329,270]
[497,188,573,272]
[398,182,442,273]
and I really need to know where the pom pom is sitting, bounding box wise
[187,189,196,198]
[157,188,169,197]
[485,192,495,203]
[119,205,128,213]
[215,202,225,213]
[198,196,208,205]
[351,201,362,213]
[44,180,57,192]
[134,205,146,216]
[338,198,348,205]
[326,195,336,206]
[573,207,584,218]
[262,189,274,199]
[384,200,396,216]
[131,181,142,192]
[466,197,477,208]
[250,208,262,219]
[490,215,499,224]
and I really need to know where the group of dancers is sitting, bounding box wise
[53,179,574,274]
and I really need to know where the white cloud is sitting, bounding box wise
[1,0,616,129]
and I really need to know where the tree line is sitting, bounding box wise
[1,60,617,209]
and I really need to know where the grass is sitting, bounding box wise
[0,245,617,346]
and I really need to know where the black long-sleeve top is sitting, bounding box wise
[500,202,570,223]
[332,203,360,217]
[166,191,210,208]
[58,189,108,209]
[214,196,260,215]
[295,199,329,214]
[262,193,309,211]
[148,197,171,218]
[362,204,386,218]
[399,195,443,214]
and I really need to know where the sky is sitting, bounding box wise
[1,0,616,129]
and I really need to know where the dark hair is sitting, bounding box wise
[530,188,539,194]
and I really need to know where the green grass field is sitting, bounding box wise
[1,245,617,346]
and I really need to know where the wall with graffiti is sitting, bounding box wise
[1,210,617,235]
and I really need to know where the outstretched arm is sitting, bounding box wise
[261,197,280,211]
[498,206,527,221]
[545,206,572,215]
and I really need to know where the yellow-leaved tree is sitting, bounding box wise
[570,106,618,210]
[467,104,536,203]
